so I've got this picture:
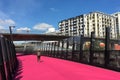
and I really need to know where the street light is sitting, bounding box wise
[23,29,30,53]
[9,26,15,43]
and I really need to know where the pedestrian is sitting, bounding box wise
[37,49,41,62]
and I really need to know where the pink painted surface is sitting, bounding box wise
[14,54,120,80]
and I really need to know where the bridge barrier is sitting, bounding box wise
[40,44,120,71]
[0,35,18,80]
[39,28,120,71]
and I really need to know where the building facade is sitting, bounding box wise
[59,15,85,36]
[59,11,117,39]
[112,12,120,36]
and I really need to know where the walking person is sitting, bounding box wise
[37,49,41,62]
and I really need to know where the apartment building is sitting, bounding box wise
[112,12,120,36]
[59,15,85,36]
[59,11,117,39]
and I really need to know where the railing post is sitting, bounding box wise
[44,43,46,55]
[65,39,69,59]
[51,42,53,57]
[61,40,64,58]
[72,37,75,60]
[53,42,56,57]
[104,27,110,67]
[1,37,12,80]
[57,41,60,57]
[89,31,95,64]
[79,35,83,61]
[0,36,6,80]
[48,43,50,56]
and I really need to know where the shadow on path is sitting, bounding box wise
[13,60,23,80]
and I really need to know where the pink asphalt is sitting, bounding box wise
[14,54,120,80]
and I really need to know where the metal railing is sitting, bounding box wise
[0,35,18,80]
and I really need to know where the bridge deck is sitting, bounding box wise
[14,54,120,80]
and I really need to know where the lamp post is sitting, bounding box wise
[9,26,15,43]
[23,29,30,53]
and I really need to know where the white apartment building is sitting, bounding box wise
[112,12,120,36]
[59,15,85,36]
[59,11,117,39]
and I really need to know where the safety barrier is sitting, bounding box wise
[0,35,18,80]
[41,43,120,72]
[40,27,120,71]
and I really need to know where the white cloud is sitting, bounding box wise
[0,10,16,29]
[16,27,31,33]
[0,19,15,25]
[0,25,4,29]
[0,19,15,29]
[0,26,8,33]
[48,28,55,32]
[0,26,3,29]
[5,19,15,25]
[0,29,8,33]
[46,28,55,33]
[33,23,54,31]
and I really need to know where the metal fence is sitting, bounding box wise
[39,27,120,71]
[40,41,120,71]
[0,35,18,80]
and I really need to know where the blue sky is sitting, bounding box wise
[0,0,120,33]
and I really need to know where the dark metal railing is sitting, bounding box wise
[40,27,120,71]
[0,35,18,80]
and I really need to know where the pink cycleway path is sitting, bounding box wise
[14,54,120,80]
